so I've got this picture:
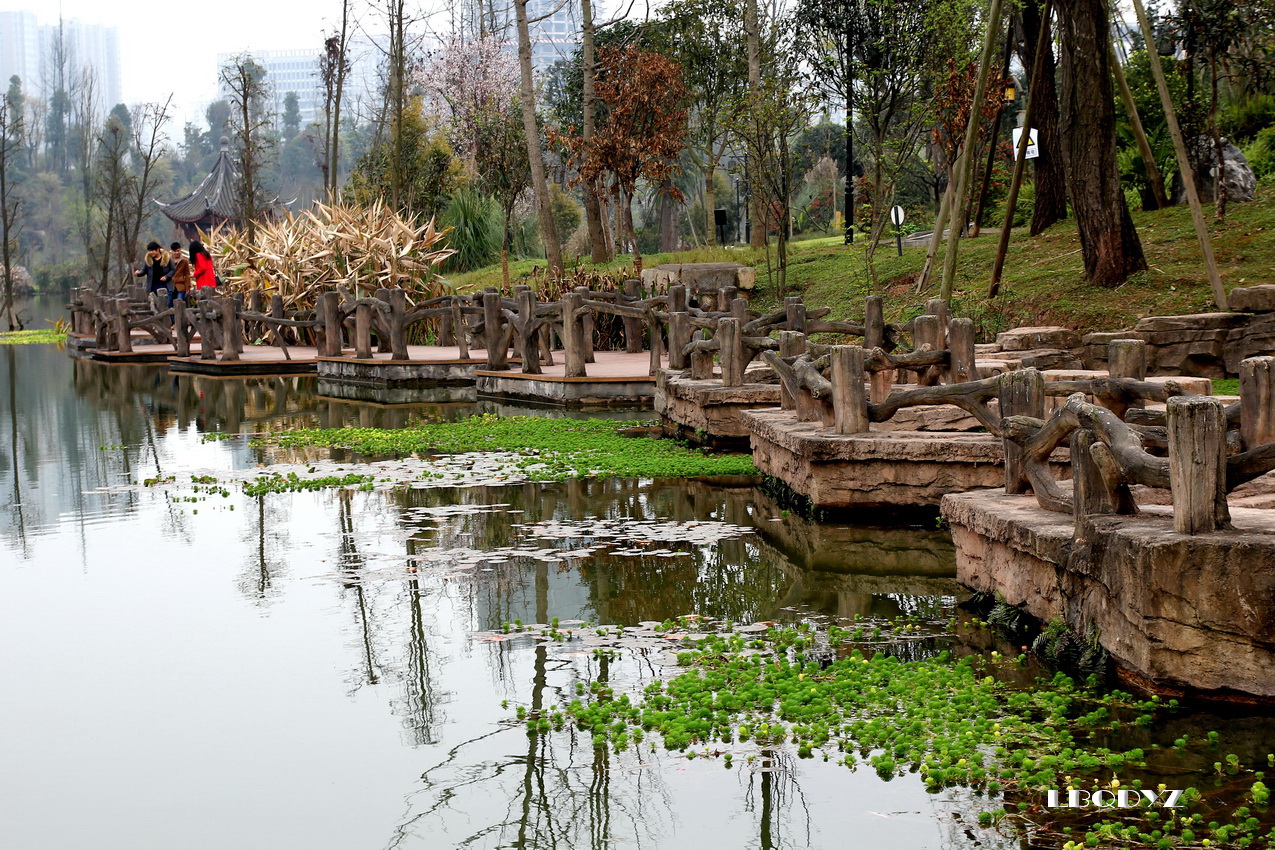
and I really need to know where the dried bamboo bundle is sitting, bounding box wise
[207,200,455,310]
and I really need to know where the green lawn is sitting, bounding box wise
[450,180,1275,342]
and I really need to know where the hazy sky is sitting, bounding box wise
[2,0,423,123]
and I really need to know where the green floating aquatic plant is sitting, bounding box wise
[507,624,1274,849]
[242,471,375,496]
[0,329,67,345]
[253,414,760,481]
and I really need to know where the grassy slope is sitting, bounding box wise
[451,178,1275,341]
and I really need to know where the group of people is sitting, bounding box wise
[134,240,217,305]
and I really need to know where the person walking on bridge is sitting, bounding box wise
[134,242,172,297]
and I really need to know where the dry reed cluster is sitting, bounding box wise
[208,200,455,310]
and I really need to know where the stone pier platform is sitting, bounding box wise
[658,372,985,449]
[476,351,663,407]
[743,408,1064,509]
[317,345,496,387]
[943,490,1275,702]
[168,346,323,375]
[655,370,781,447]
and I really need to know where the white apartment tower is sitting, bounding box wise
[0,13,122,107]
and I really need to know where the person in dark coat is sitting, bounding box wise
[134,241,173,296]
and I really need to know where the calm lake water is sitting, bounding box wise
[2,298,1271,850]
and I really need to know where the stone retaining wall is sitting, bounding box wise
[943,490,1275,702]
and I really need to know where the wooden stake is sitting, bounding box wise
[1129,0,1228,311]
[941,0,1005,302]
[1111,41,1169,209]
[989,0,1054,298]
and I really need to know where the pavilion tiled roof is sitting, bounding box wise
[157,137,239,224]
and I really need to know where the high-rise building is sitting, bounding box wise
[219,48,325,127]
[0,12,120,107]
[216,36,392,130]
[526,0,582,72]
[0,11,40,94]
[45,19,122,107]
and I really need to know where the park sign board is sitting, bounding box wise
[1012,127,1040,160]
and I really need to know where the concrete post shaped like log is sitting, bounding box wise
[318,291,341,357]
[563,291,588,378]
[375,288,393,353]
[864,296,884,350]
[451,296,469,360]
[778,331,805,409]
[200,301,216,360]
[355,302,373,359]
[948,318,977,384]
[115,299,133,353]
[483,288,508,370]
[1167,395,1231,534]
[669,284,687,314]
[831,345,869,434]
[220,296,242,361]
[718,318,742,387]
[388,289,409,362]
[174,300,189,357]
[1240,356,1275,451]
[1072,430,1117,520]
[518,288,541,374]
[668,311,690,370]
[784,296,806,333]
[622,279,642,353]
[1108,338,1148,381]
[1000,368,1045,494]
[689,329,714,381]
[914,315,943,385]
[574,286,595,364]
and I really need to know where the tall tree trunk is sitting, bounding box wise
[622,190,642,273]
[704,172,717,246]
[1210,55,1227,221]
[744,0,766,249]
[330,0,350,198]
[659,184,676,253]
[1019,0,1068,234]
[844,82,854,244]
[514,0,564,275]
[580,0,608,262]
[1056,0,1145,287]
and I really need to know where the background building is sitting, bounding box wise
[0,12,121,107]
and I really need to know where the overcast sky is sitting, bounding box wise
[2,0,435,124]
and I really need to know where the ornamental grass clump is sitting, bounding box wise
[208,199,454,310]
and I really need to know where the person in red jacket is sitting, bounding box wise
[189,240,217,291]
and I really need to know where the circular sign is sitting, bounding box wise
[889,205,906,226]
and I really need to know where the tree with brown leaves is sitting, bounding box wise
[560,47,689,274]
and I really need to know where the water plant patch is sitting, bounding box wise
[501,621,1275,849]
[253,414,760,480]
[0,329,67,345]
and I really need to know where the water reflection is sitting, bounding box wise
[1,343,648,547]
[9,328,1262,850]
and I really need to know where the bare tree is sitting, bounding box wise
[93,110,132,291]
[0,98,25,329]
[71,69,99,281]
[221,54,275,247]
[319,0,353,198]
[122,98,172,271]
